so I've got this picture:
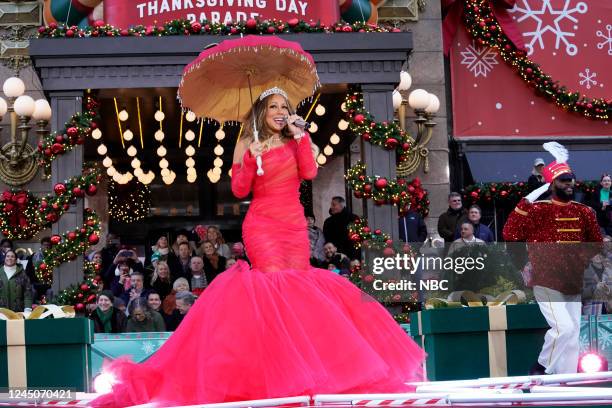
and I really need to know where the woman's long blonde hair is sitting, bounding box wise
[151,261,171,285]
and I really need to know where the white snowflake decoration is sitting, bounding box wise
[511,0,588,56]
[596,24,612,56]
[460,42,499,78]
[578,68,598,89]
[598,326,612,350]
[140,341,158,355]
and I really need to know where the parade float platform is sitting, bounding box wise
[3,372,612,408]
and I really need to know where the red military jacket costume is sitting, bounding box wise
[503,198,602,294]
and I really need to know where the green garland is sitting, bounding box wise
[463,180,598,206]
[37,18,399,39]
[35,210,101,285]
[0,167,100,240]
[346,162,430,217]
[344,92,414,161]
[54,261,103,312]
[462,0,609,120]
[37,96,99,177]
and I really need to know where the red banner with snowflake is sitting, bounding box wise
[451,0,611,138]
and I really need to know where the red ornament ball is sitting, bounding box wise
[350,233,361,242]
[67,232,77,241]
[383,247,395,257]
[246,19,257,29]
[72,187,84,197]
[86,185,98,196]
[66,127,78,137]
[75,303,85,312]
[87,294,97,303]
[191,22,202,32]
[363,226,371,233]
[88,233,100,245]
[50,235,61,245]
[80,283,90,291]
[288,18,299,27]
[38,263,47,271]
[353,114,365,125]
[54,183,67,195]
[375,178,388,189]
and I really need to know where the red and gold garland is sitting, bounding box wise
[35,210,101,285]
[37,97,99,177]
[463,180,598,206]
[55,261,103,313]
[461,0,609,120]
[346,162,430,217]
[37,18,399,39]
[0,167,100,240]
[344,93,414,162]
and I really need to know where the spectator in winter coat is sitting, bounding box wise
[589,174,612,236]
[0,250,32,312]
[527,158,546,192]
[437,192,468,243]
[126,298,166,332]
[453,205,495,243]
[323,196,359,260]
[399,209,428,245]
[89,291,126,333]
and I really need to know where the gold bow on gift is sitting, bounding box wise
[425,290,527,309]
[0,304,75,320]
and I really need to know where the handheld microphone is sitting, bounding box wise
[284,116,311,131]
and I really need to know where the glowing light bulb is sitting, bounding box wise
[127,146,137,157]
[106,167,116,177]
[159,158,169,169]
[187,173,197,183]
[92,129,102,140]
[308,122,318,133]
[134,168,144,177]
[215,129,226,140]
[157,146,167,157]
[123,129,134,141]
[212,167,222,176]
[154,110,165,122]
[317,154,327,165]
[330,134,340,145]
[187,167,197,176]
[97,144,107,156]
[102,157,112,168]
[130,158,141,168]
[228,168,232,177]
[324,145,333,156]
[154,130,165,142]
[315,104,326,116]
[213,157,223,167]
[185,145,196,157]
[185,111,196,122]
[214,145,224,156]
[163,176,172,185]
[185,130,195,142]
[118,109,129,122]
[338,119,349,131]
[161,168,170,177]
[341,102,347,112]
[185,158,195,167]
[112,172,122,183]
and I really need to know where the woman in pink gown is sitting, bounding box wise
[92,88,425,407]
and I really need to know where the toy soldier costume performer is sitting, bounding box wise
[503,142,602,374]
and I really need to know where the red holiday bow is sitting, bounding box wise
[443,0,525,56]
[3,191,31,228]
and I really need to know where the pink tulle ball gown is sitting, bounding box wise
[92,135,426,407]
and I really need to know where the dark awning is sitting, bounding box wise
[466,149,612,183]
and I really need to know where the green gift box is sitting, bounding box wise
[410,304,549,381]
[92,332,171,377]
[0,318,93,391]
